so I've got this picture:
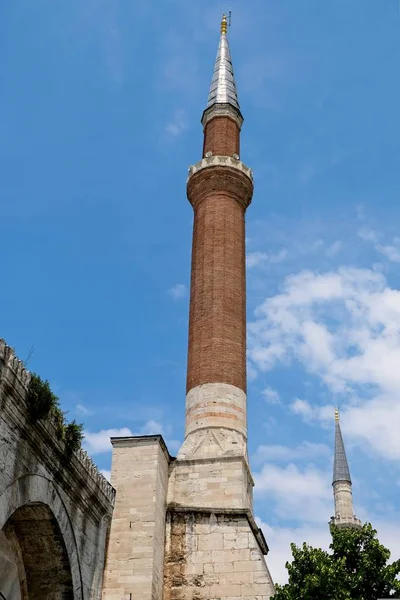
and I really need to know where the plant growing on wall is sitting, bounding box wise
[26,373,84,455]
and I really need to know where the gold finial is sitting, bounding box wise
[335,407,339,423]
[221,13,228,34]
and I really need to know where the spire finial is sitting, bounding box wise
[203,12,240,116]
[221,13,228,35]
[335,407,339,423]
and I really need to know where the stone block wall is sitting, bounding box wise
[163,510,274,600]
[102,436,170,600]
[168,455,253,511]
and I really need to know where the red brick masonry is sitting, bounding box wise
[203,115,240,157]
[186,115,253,394]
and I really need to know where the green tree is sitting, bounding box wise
[273,523,400,600]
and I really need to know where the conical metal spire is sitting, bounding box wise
[333,408,352,484]
[205,14,240,111]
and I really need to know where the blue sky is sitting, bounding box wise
[2,0,400,583]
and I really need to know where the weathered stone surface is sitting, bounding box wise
[0,338,115,600]
[163,512,275,600]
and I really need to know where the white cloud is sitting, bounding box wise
[247,251,269,268]
[253,441,330,464]
[84,427,133,454]
[359,228,400,262]
[165,109,187,137]
[141,420,164,435]
[358,227,379,243]
[376,243,400,263]
[76,403,93,417]
[262,386,281,404]
[83,420,165,455]
[254,462,332,524]
[290,398,334,423]
[248,266,400,459]
[246,249,287,269]
[168,283,188,300]
[326,240,342,257]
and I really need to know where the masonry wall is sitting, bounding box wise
[102,436,169,600]
[0,342,114,600]
[163,511,275,600]
[168,455,253,511]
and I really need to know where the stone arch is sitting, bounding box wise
[0,474,83,600]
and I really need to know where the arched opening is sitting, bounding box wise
[1,502,74,600]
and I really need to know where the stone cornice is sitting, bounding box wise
[111,435,173,463]
[330,516,362,529]
[187,159,254,211]
[187,155,253,183]
[201,103,243,130]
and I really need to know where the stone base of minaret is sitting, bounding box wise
[102,434,275,600]
[164,509,274,600]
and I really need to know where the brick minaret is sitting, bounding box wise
[179,13,253,461]
[164,15,275,600]
[331,409,362,529]
[102,16,275,600]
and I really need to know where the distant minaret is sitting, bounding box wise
[331,408,362,529]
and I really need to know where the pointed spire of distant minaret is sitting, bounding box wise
[331,408,361,529]
[201,14,243,129]
[333,408,351,484]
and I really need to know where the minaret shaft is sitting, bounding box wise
[202,116,240,157]
[182,17,253,448]
[331,410,361,529]
[186,184,247,394]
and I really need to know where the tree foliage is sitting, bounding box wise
[26,374,84,455]
[273,523,400,600]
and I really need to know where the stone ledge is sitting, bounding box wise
[201,103,244,129]
[167,504,269,556]
[330,516,362,529]
[111,434,173,463]
[187,155,253,183]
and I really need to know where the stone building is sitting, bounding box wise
[102,13,275,600]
